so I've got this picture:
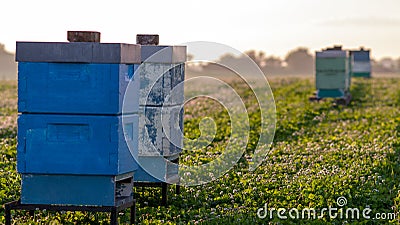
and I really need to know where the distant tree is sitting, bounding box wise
[201,53,240,74]
[371,59,384,73]
[245,50,265,67]
[372,57,398,73]
[261,56,284,75]
[396,57,400,72]
[379,57,396,70]
[218,53,238,66]
[285,47,314,74]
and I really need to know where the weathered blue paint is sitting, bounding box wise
[21,174,118,206]
[138,106,183,156]
[18,62,139,114]
[17,114,138,175]
[139,63,185,106]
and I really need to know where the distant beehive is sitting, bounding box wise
[315,45,351,101]
[16,32,141,206]
[135,35,186,185]
[350,47,371,78]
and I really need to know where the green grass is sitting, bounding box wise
[1,77,400,224]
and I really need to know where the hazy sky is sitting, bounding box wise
[1,0,399,59]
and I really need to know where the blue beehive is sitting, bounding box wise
[16,32,141,206]
[135,38,186,184]
[350,48,371,78]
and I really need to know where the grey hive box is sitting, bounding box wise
[134,34,186,206]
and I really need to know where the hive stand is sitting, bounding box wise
[309,92,352,105]
[4,198,136,225]
[134,157,181,206]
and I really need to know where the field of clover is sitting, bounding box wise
[1,76,400,224]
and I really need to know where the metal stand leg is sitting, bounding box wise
[110,208,117,225]
[161,182,168,206]
[130,199,136,225]
[5,203,11,225]
[176,183,180,195]
[176,158,181,195]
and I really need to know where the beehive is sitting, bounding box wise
[16,32,141,206]
[350,48,371,78]
[315,46,351,99]
[135,35,186,184]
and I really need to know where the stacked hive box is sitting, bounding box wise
[16,34,141,206]
[315,45,352,101]
[350,48,371,78]
[135,36,186,185]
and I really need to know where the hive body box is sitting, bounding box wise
[16,41,141,206]
[315,48,352,99]
[18,62,139,114]
[17,114,138,175]
[350,49,371,78]
[135,45,186,183]
[21,173,134,206]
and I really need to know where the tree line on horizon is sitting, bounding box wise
[189,47,400,76]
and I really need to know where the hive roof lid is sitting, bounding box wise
[16,42,141,64]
